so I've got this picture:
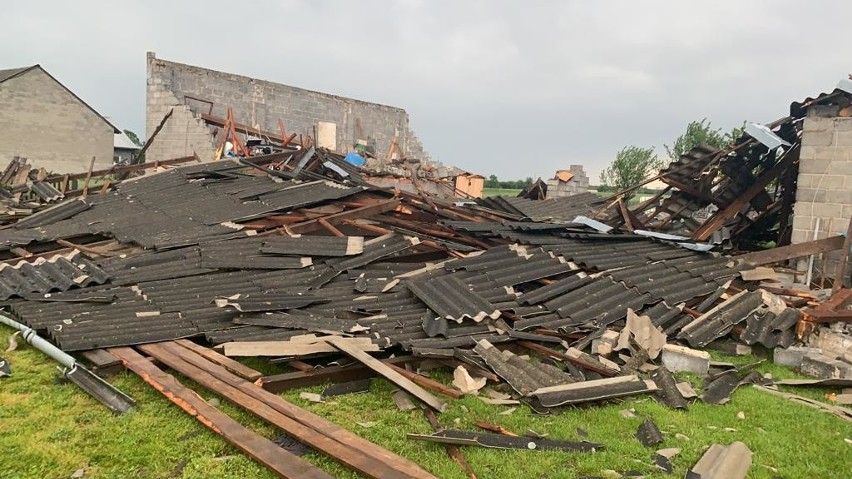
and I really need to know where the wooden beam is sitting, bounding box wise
[326,337,448,412]
[287,199,401,234]
[832,217,852,295]
[45,154,200,182]
[144,342,437,479]
[692,145,798,241]
[174,339,262,381]
[81,156,96,197]
[386,363,464,399]
[259,356,417,393]
[735,235,845,266]
[135,108,174,161]
[109,346,333,479]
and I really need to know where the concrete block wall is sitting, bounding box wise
[792,111,852,279]
[0,68,113,173]
[146,53,429,163]
[545,165,590,199]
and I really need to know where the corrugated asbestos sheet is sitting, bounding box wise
[476,192,604,222]
[260,235,364,256]
[0,166,366,252]
[407,274,500,322]
[678,290,765,347]
[0,253,109,300]
[0,159,764,370]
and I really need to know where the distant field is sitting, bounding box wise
[482,188,521,198]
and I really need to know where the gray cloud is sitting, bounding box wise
[3,0,851,181]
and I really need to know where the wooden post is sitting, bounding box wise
[81,156,96,197]
[832,217,852,294]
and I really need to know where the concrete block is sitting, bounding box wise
[824,189,852,205]
[798,158,831,174]
[809,328,852,360]
[795,188,826,203]
[661,344,710,375]
[827,160,852,175]
[817,175,847,190]
[836,131,852,147]
[792,202,813,216]
[800,354,852,379]
[773,346,821,368]
[802,130,834,147]
[813,203,845,218]
[790,228,810,244]
[592,330,620,355]
[833,118,852,131]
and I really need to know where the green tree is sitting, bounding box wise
[485,174,499,188]
[600,146,662,198]
[664,118,745,162]
[123,129,143,147]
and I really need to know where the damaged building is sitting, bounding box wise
[145,52,430,164]
[0,65,119,173]
[0,68,851,479]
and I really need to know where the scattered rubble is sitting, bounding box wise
[1,87,851,479]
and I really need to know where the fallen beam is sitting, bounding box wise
[140,341,438,479]
[44,154,200,182]
[423,409,477,479]
[108,346,333,479]
[753,385,852,422]
[259,356,417,393]
[174,339,262,381]
[735,235,845,266]
[326,337,449,412]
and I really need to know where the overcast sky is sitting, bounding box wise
[3,0,851,181]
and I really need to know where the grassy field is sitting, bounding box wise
[2,327,851,479]
[482,188,522,198]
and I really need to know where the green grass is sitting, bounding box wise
[482,188,522,198]
[1,328,851,479]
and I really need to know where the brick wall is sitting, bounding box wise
[145,53,429,163]
[0,68,114,173]
[792,108,852,278]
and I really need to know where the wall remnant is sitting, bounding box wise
[792,105,852,277]
[145,52,429,163]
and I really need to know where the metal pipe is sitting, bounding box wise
[0,313,75,368]
[0,313,136,414]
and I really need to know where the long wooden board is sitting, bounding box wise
[326,337,448,412]
[108,347,332,479]
[175,339,262,381]
[145,341,438,479]
[223,338,378,357]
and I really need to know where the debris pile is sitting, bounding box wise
[1,89,851,479]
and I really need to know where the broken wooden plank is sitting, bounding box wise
[223,338,379,357]
[735,235,845,266]
[423,409,477,479]
[175,339,262,381]
[386,363,464,399]
[801,308,852,322]
[288,200,402,234]
[326,336,448,412]
[108,346,334,479]
[753,385,852,422]
[832,217,852,295]
[143,342,438,479]
[260,356,417,393]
